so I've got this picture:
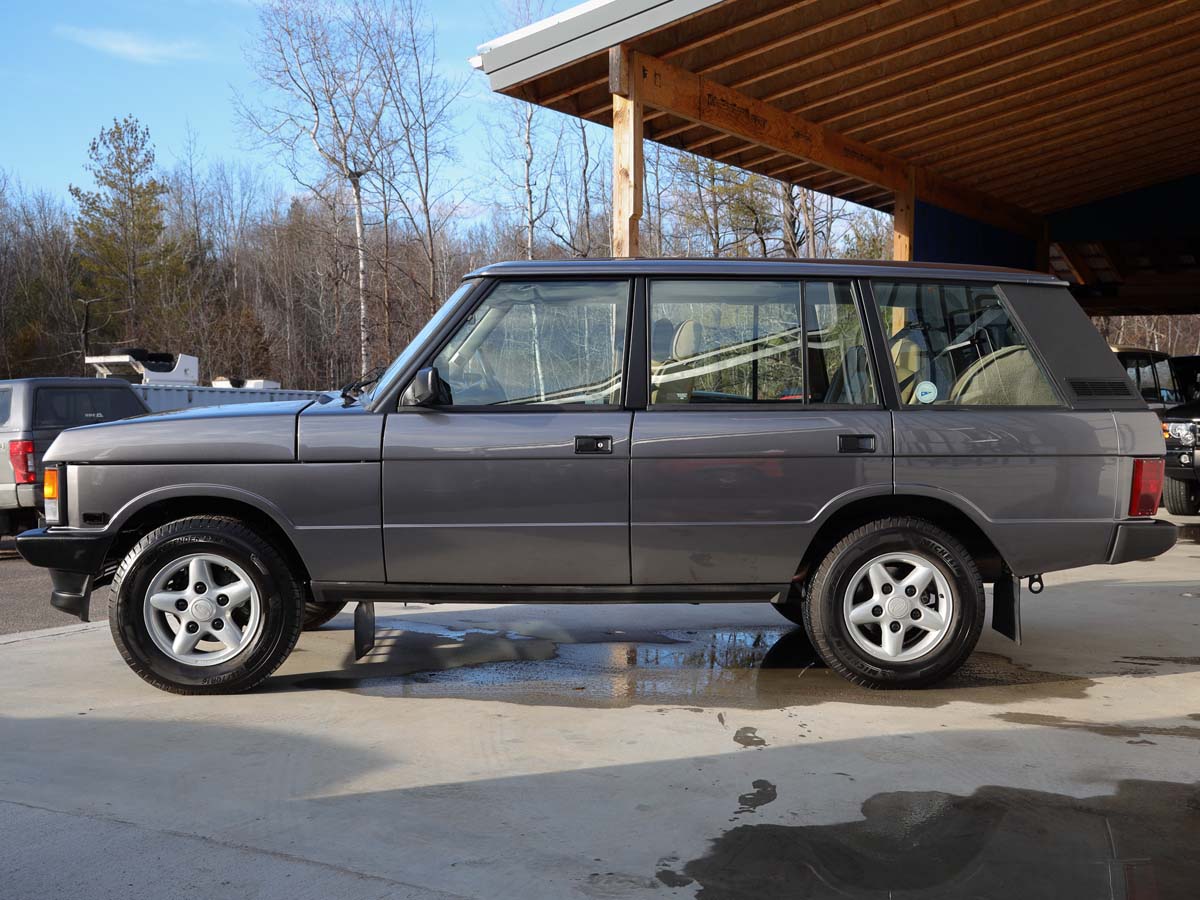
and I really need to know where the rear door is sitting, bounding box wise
[382,278,634,585]
[631,278,891,586]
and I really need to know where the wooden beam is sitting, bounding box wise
[617,47,1042,240]
[893,169,916,262]
[610,47,643,258]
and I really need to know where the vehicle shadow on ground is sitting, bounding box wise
[268,616,1102,710]
[3,712,1197,900]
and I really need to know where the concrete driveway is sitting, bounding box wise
[1,533,1198,898]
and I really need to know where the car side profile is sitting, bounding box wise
[17,259,1175,694]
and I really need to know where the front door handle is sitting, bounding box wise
[575,435,613,454]
[838,434,876,454]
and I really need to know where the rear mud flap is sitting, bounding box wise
[354,601,376,660]
[991,570,1022,644]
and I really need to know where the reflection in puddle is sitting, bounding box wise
[661,780,1200,899]
[276,619,1092,708]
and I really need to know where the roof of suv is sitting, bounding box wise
[464,258,1066,284]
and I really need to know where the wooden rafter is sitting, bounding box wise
[612,46,1042,238]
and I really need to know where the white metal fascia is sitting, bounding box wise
[472,0,727,92]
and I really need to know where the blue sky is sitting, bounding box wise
[0,0,571,199]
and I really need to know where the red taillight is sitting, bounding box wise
[8,440,35,484]
[1129,458,1164,517]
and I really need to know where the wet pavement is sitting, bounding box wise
[2,525,1199,898]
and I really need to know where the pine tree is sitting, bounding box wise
[69,115,172,343]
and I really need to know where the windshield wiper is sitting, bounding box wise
[339,365,388,403]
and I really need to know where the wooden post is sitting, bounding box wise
[892,168,916,262]
[610,46,643,257]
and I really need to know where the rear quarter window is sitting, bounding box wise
[0,389,10,426]
[34,387,145,428]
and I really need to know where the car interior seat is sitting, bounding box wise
[651,319,704,403]
[949,344,1057,406]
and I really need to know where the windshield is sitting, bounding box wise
[364,282,476,406]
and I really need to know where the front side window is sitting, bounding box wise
[872,281,1060,407]
[648,279,875,405]
[431,280,629,406]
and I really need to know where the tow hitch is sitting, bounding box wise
[354,601,376,660]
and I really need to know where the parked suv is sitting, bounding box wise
[0,378,148,534]
[18,260,1174,694]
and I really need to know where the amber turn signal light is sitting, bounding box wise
[43,467,59,501]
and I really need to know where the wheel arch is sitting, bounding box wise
[98,490,310,587]
[794,492,1006,589]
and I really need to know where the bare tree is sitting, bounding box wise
[241,0,388,374]
[365,0,466,318]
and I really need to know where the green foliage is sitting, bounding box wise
[68,116,180,340]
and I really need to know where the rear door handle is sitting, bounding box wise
[838,434,876,454]
[575,435,613,455]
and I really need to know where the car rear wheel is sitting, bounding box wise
[109,516,304,694]
[802,517,984,689]
[1162,477,1200,516]
[302,600,347,630]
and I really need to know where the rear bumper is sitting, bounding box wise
[1107,519,1177,564]
[15,527,112,622]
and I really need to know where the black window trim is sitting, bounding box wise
[640,275,884,413]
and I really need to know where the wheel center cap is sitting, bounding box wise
[191,599,216,621]
[886,596,909,618]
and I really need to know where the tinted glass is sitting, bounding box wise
[1122,355,1158,403]
[1155,358,1182,405]
[872,281,1060,407]
[0,389,9,426]
[432,280,628,406]
[648,279,875,405]
[34,388,145,428]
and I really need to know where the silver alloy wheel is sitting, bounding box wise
[842,551,954,663]
[143,553,263,667]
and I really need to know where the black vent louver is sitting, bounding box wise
[1068,378,1135,399]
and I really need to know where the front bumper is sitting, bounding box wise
[1108,519,1177,565]
[15,527,113,622]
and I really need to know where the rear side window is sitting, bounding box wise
[34,388,145,428]
[872,281,1060,407]
[648,279,876,405]
[0,389,10,426]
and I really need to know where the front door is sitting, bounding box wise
[382,278,633,585]
[631,278,891,586]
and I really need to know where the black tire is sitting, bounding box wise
[802,517,984,689]
[303,600,347,630]
[109,515,304,694]
[1162,477,1199,516]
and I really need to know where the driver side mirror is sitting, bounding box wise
[400,366,453,408]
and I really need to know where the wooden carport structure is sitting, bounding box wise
[472,0,1200,314]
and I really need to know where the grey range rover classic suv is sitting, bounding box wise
[17,260,1174,694]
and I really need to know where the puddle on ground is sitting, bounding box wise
[657,779,1200,899]
[273,617,1094,708]
[995,712,1200,742]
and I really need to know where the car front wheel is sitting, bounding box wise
[109,516,304,694]
[802,517,984,689]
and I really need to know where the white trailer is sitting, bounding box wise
[86,351,325,412]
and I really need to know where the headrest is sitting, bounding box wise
[651,318,675,359]
[672,320,703,360]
